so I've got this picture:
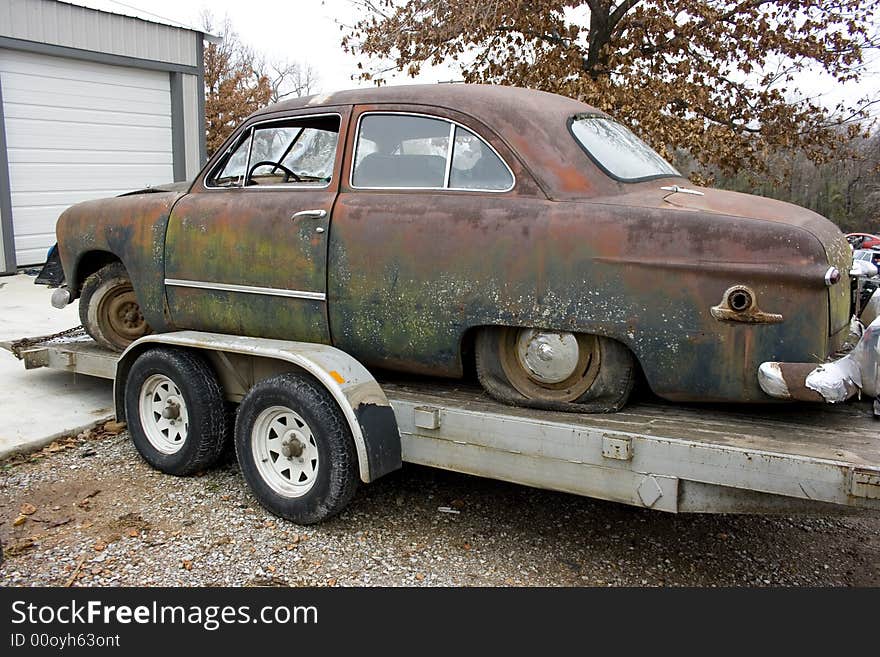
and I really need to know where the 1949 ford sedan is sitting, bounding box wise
[40,84,853,413]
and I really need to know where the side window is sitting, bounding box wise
[210,133,250,187]
[208,114,340,188]
[353,115,450,188]
[449,126,514,190]
[352,114,513,191]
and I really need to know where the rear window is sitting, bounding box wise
[570,114,679,181]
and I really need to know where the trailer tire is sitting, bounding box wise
[235,372,359,525]
[125,347,229,475]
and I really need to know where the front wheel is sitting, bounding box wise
[235,373,359,525]
[79,262,151,351]
[475,327,635,412]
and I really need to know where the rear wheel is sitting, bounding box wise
[79,262,151,352]
[235,373,359,525]
[475,326,635,412]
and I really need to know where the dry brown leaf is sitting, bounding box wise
[103,420,127,434]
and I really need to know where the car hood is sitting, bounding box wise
[117,180,192,196]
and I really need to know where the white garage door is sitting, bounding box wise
[0,49,174,265]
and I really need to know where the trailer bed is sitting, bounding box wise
[11,337,880,515]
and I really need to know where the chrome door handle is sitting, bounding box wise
[292,209,327,220]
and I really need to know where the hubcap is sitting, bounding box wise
[139,374,189,454]
[251,406,319,498]
[515,329,581,384]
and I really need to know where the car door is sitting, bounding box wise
[164,108,349,343]
[328,106,542,376]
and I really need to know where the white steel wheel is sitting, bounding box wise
[251,405,320,498]
[124,347,230,476]
[139,373,190,454]
[234,372,359,524]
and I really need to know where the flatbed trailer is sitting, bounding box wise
[8,332,880,517]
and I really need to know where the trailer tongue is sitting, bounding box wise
[6,331,880,519]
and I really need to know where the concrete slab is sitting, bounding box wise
[0,273,113,458]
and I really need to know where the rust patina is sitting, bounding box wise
[52,84,852,403]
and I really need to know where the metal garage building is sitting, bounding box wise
[0,0,207,273]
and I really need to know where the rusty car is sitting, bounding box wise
[39,84,854,413]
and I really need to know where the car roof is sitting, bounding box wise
[253,83,599,119]
[250,84,642,199]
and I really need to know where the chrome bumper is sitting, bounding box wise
[758,315,880,408]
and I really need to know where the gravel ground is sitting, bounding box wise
[1,423,879,587]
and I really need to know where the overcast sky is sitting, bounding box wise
[69,0,879,119]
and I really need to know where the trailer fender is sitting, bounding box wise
[114,331,402,483]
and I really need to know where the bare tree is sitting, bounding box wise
[257,59,321,103]
[202,12,321,155]
[201,12,271,155]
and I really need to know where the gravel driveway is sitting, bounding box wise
[1,423,879,587]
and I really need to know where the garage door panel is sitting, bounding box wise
[0,71,171,103]
[9,162,174,192]
[0,50,170,90]
[6,117,171,152]
[0,49,175,266]
[4,86,170,115]
[5,207,65,235]
[14,238,57,266]
[12,188,138,206]
[3,103,172,128]
[8,148,173,165]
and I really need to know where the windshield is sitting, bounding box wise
[570,114,680,181]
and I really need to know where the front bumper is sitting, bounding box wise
[758,315,880,410]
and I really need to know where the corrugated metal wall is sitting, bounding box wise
[0,0,199,66]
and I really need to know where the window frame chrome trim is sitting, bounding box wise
[204,112,343,191]
[442,122,456,188]
[349,110,517,193]
[165,278,326,301]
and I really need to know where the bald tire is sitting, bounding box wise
[79,262,151,352]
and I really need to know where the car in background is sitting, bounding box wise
[853,248,880,271]
[846,233,880,250]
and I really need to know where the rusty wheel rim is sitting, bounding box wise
[499,328,601,402]
[100,284,149,347]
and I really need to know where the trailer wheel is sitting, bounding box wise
[125,347,229,475]
[235,372,359,525]
[80,262,151,352]
[475,327,635,412]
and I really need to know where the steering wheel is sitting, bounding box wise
[247,160,302,183]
